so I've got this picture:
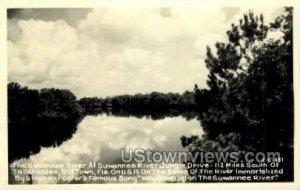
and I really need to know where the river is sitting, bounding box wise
[10,114,203,184]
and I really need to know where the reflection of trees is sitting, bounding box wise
[8,82,84,162]
[81,107,198,121]
[111,108,199,121]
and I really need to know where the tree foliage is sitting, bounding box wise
[187,8,293,181]
[8,82,84,162]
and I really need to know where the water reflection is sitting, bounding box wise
[89,108,198,121]
[10,115,203,184]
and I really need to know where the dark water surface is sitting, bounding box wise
[10,115,203,184]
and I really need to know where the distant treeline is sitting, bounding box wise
[78,91,200,115]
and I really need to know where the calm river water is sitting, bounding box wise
[10,115,203,184]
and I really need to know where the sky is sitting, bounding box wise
[7,7,284,98]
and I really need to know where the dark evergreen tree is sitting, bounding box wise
[187,8,293,181]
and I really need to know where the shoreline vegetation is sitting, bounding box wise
[8,8,293,182]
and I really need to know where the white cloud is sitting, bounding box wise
[8,19,91,92]
[8,7,283,98]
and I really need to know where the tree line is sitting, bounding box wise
[78,91,197,115]
[8,82,84,162]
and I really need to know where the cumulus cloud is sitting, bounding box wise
[8,7,283,98]
[8,19,95,94]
